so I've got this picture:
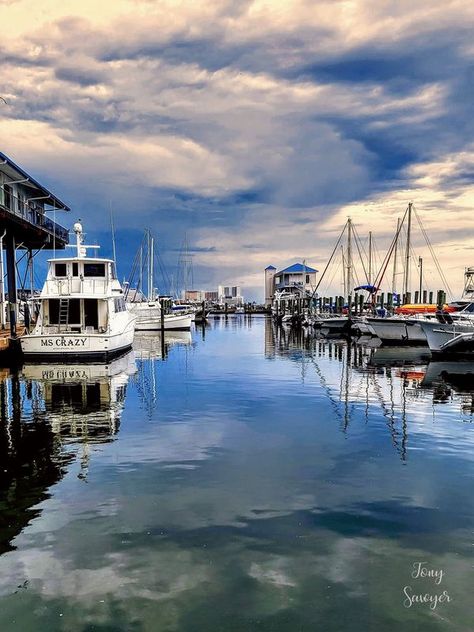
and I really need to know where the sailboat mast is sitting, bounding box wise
[368,231,372,285]
[150,235,154,300]
[403,202,413,299]
[392,217,400,295]
[147,231,151,300]
[341,245,347,298]
[346,218,352,297]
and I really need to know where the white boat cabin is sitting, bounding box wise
[38,256,126,335]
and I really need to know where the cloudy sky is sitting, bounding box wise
[1,0,474,300]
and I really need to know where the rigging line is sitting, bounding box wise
[373,206,409,290]
[413,207,453,298]
[320,254,343,299]
[311,220,348,298]
[352,224,370,284]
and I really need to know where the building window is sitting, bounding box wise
[55,263,67,277]
[306,274,310,283]
[84,263,105,277]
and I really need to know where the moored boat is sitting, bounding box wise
[131,303,192,331]
[20,222,136,361]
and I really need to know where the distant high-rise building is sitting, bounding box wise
[218,284,244,306]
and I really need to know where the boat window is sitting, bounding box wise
[72,262,79,277]
[462,303,474,313]
[55,263,67,277]
[84,263,105,277]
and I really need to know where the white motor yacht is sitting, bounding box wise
[20,222,136,361]
[418,305,474,354]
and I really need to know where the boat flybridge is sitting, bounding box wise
[20,222,136,361]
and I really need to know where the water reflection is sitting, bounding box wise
[0,318,473,631]
[21,352,137,444]
[266,319,474,461]
[0,352,136,554]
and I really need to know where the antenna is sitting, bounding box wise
[109,202,117,264]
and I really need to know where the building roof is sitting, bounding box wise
[276,263,318,275]
[265,265,276,270]
[0,151,70,211]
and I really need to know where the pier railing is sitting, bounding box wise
[0,188,69,244]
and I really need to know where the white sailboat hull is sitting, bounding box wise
[134,313,192,331]
[366,318,426,345]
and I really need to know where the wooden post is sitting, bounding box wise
[414,290,419,304]
[405,292,411,304]
[160,297,165,331]
[429,291,433,304]
[436,290,443,310]
[422,290,427,304]
[5,233,17,338]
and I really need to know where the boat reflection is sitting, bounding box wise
[133,330,192,360]
[21,351,137,444]
[0,352,137,552]
[264,318,474,460]
[132,331,192,416]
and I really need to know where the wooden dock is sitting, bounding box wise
[0,327,25,363]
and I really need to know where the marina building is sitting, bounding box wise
[0,151,70,338]
[264,263,318,307]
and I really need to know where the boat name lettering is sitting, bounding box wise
[41,370,89,379]
[40,338,88,347]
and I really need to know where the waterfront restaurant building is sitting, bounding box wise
[265,263,318,307]
[0,151,70,334]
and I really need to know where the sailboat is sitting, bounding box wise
[20,222,136,361]
[127,231,192,331]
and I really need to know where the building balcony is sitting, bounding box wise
[0,191,69,247]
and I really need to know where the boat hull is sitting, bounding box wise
[20,321,135,362]
[365,318,427,345]
[419,320,474,354]
[134,313,192,331]
[319,317,352,335]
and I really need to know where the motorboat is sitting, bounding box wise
[20,222,136,361]
[417,303,474,355]
[131,303,192,331]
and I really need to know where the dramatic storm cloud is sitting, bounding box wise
[1,0,473,298]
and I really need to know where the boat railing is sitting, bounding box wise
[0,188,69,243]
[43,278,109,296]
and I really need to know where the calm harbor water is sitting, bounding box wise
[0,316,473,631]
